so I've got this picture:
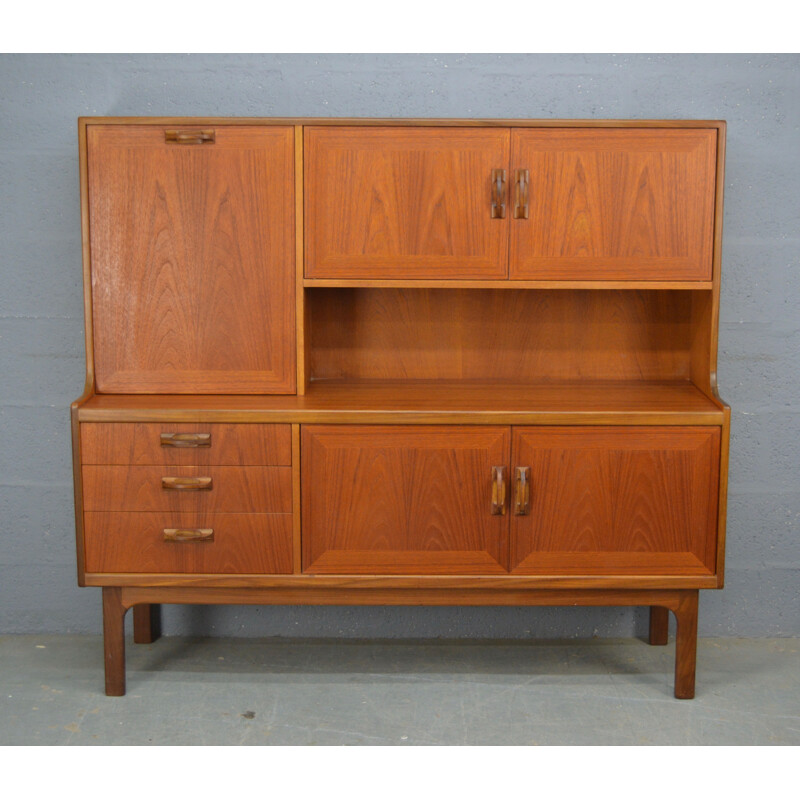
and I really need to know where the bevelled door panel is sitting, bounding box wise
[510,427,720,575]
[305,127,510,279]
[509,129,717,280]
[302,425,510,573]
[88,125,295,393]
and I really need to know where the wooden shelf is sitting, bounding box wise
[77,380,724,425]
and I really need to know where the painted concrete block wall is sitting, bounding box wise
[1,54,797,637]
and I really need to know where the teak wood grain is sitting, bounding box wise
[302,425,510,574]
[82,465,292,513]
[80,422,291,466]
[87,125,295,394]
[510,427,720,575]
[509,129,717,280]
[85,512,293,574]
[305,127,511,279]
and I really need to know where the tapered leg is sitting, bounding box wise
[102,587,127,696]
[673,591,699,699]
[649,606,669,646]
[133,603,162,644]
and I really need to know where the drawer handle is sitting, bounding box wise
[163,528,214,543]
[514,169,529,219]
[162,476,213,491]
[514,466,531,516]
[491,466,507,516]
[491,169,507,219]
[165,129,215,145]
[160,432,211,448]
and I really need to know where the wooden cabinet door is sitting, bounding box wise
[305,127,510,279]
[88,125,296,393]
[510,427,720,575]
[509,129,717,280]
[302,425,510,573]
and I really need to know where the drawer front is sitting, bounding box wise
[510,426,721,575]
[82,465,292,513]
[80,423,291,466]
[84,512,292,574]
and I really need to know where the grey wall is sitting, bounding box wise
[1,54,798,638]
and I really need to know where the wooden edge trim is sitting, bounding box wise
[303,279,715,290]
[291,423,302,574]
[79,117,727,129]
[710,121,727,391]
[117,585,702,610]
[87,574,719,590]
[75,409,726,425]
[71,403,86,587]
[715,406,731,587]
[294,125,306,394]
[78,118,95,396]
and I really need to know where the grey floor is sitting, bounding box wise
[2,635,798,745]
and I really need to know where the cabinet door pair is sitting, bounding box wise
[302,425,720,577]
[305,126,717,281]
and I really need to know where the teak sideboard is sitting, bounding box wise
[71,118,730,698]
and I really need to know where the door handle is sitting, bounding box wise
[514,467,531,515]
[165,129,215,145]
[491,169,507,219]
[514,169,529,219]
[491,466,507,515]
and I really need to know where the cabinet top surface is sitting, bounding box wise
[79,117,726,128]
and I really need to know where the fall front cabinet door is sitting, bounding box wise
[87,125,296,394]
[510,427,721,575]
[304,127,511,279]
[302,426,510,573]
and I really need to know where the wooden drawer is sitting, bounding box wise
[82,465,292,513]
[80,423,291,466]
[84,512,292,574]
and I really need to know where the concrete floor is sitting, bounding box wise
[1,635,798,745]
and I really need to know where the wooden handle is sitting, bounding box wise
[514,169,529,219]
[514,466,531,515]
[163,528,214,543]
[161,476,213,491]
[160,432,211,448]
[491,169,507,219]
[491,466,507,515]
[165,129,215,145]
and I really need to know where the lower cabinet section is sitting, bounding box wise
[84,513,293,574]
[300,424,721,577]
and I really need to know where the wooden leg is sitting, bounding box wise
[672,590,699,699]
[649,605,669,646]
[102,587,127,697]
[133,604,162,644]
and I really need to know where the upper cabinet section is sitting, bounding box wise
[509,129,717,281]
[304,127,511,279]
[304,125,718,284]
[87,125,296,394]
